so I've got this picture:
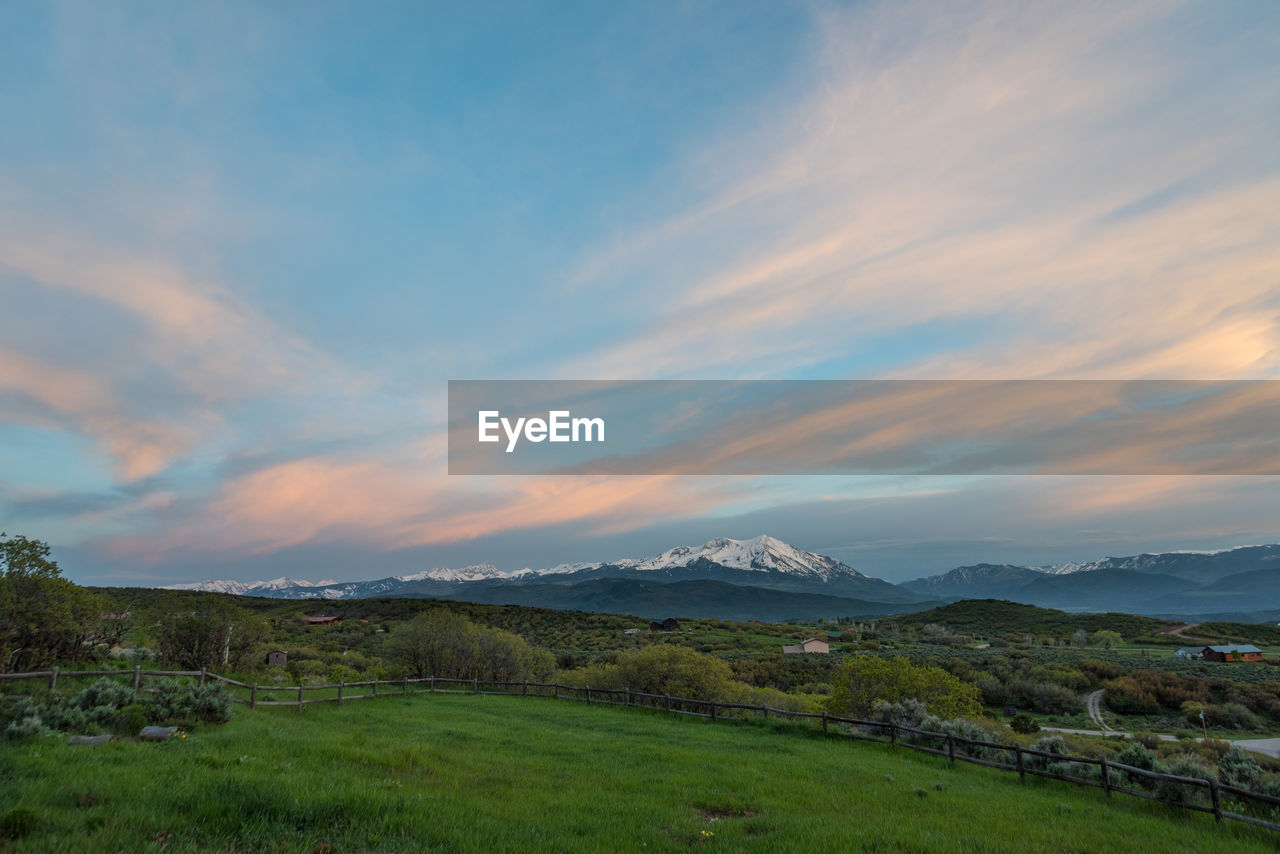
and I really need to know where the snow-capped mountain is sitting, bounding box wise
[619,535,863,580]
[160,535,925,604]
[393,564,504,583]
[164,577,336,596]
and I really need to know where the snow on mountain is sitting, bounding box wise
[618,535,866,580]
[394,564,504,583]
[163,577,335,595]
[161,536,886,599]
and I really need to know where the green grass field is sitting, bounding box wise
[3,693,1276,853]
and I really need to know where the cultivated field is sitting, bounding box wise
[3,693,1276,853]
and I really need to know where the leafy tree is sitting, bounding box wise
[383,610,550,681]
[153,596,266,671]
[826,656,981,719]
[0,533,105,672]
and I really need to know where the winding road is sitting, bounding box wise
[1044,689,1280,759]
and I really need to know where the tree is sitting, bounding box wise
[826,656,981,719]
[153,596,266,671]
[0,533,105,672]
[384,610,551,681]
[1092,630,1123,650]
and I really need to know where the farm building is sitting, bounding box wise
[1174,646,1204,659]
[1201,644,1263,662]
[649,618,680,633]
[782,638,830,655]
[304,615,342,626]
[266,650,287,666]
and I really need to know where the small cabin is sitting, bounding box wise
[1174,646,1204,659]
[782,638,830,655]
[1201,644,1263,662]
[649,617,680,633]
[266,650,287,666]
[304,615,341,626]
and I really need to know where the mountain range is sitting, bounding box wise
[164,537,1280,622]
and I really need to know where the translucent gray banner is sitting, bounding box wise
[447,380,1280,475]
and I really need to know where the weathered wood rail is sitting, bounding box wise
[5,667,1278,833]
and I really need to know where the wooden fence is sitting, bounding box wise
[4,667,1279,834]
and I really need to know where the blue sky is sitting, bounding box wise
[2,0,1278,585]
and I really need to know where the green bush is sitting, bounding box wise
[1154,755,1213,804]
[68,677,134,713]
[1010,714,1039,734]
[1218,746,1262,790]
[150,682,232,725]
[4,715,44,741]
[115,704,149,736]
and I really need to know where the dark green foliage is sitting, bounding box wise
[1218,747,1262,790]
[4,714,44,740]
[153,600,268,671]
[0,534,107,672]
[1010,714,1039,734]
[1154,755,1213,804]
[115,704,149,736]
[888,600,1170,643]
[0,806,39,839]
[150,682,232,725]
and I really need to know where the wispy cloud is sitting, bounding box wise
[565,0,1280,381]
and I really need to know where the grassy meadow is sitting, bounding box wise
[3,692,1277,853]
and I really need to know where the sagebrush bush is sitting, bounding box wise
[4,715,44,741]
[68,678,134,713]
[1154,754,1213,804]
[150,682,232,725]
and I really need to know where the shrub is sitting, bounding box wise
[1132,732,1162,750]
[1010,714,1039,734]
[115,704,149,736]
[150,682,232,725]
[4,715,44,741]
[68,678,134,713]
[1154,755,1213,804]
[1218,747,1262,790]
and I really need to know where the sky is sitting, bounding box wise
[1,0,1278,586]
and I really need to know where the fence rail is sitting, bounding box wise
[4,666,1278,834]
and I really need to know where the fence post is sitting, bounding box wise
[947,733,955,765]
[473,677,479,694]
[49,667,58,691]
[711,700,717,721]
[664,694,671,712]
[298,684,304,710]
[250,684,258,710]
[586,686,591,704]
[761,705,768,720]
[889,722,897,748]
[1015,746,1024,782]
[430,675,436,693]
[822,711,828,734]
[1099,756,1111,798]
[1209,779,1222,822]
[199,668,206,687]
[625,688,631,707]
[132,665,142,695]
[402,677,408,694]
[524,679,528,696]
[338,681,344,704]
